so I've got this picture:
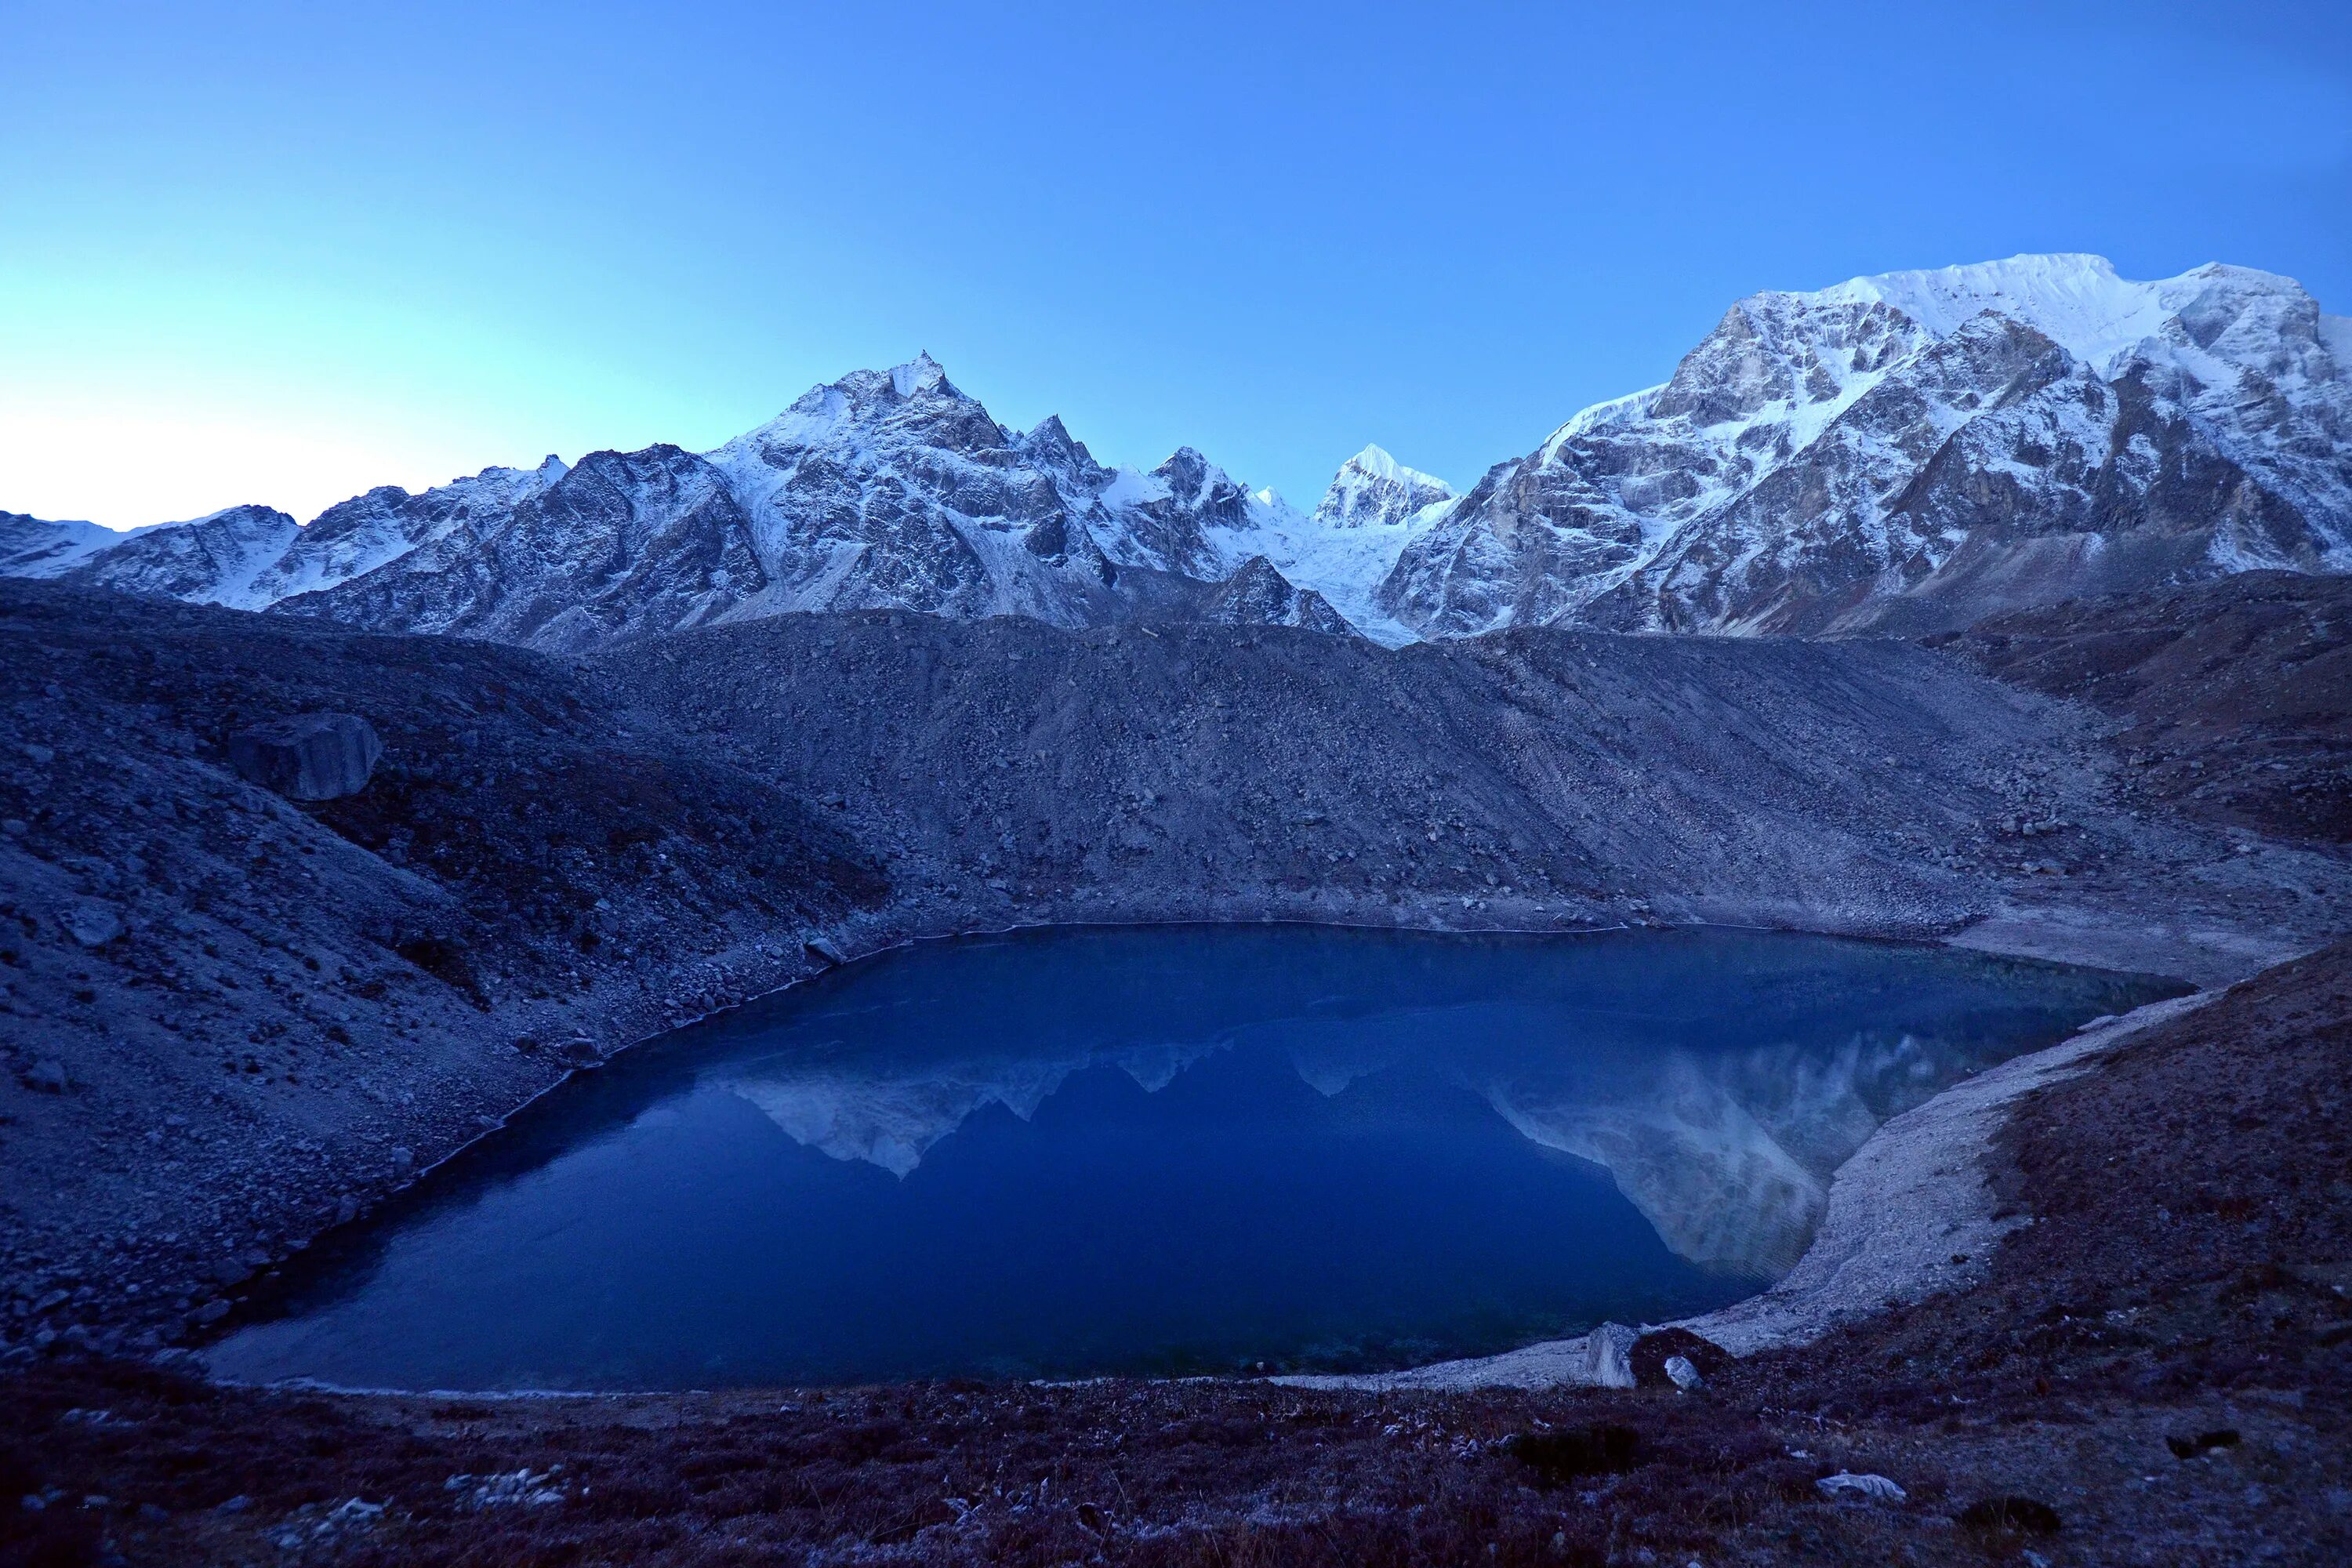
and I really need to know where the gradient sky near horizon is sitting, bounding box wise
[4,0,2349,530]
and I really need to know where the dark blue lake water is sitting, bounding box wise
[206,925,2180,1390]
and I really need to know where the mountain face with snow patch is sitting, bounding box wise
[280,355,1290,648]
[0,512,131,577]
[1186,449,1455,644]
[1195,555,1359,637]
[47,506,302,607]
[246,457,569,608]
[1381,255,2352,637]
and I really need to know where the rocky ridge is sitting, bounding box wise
[5,357,1370,648]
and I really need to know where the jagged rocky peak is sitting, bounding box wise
[1018,414,1099,477]
[1379,252,2352,641]
[1152,446,1249,510]
[1312,444,1454,529]
[1198,555,1362,638]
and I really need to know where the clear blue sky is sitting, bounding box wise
[4,0,2348,528]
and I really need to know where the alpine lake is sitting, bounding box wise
[206,924,2184,1391]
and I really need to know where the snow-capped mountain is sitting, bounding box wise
[285,352,1289,646]
[14,255,2344,648]
[1187,450,1455,644]
[246,456,569,607]
[5,354,1376,646]
[1312,444,1454,529]
[1381,254,2352,637]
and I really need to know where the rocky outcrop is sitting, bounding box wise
[1196,556,1360,637]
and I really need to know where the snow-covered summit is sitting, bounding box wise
[47,503,300,608]
[1815,252,2169,374]
[1312,444,1454,530]
[0,512,141,577]
[202,353,1375,646]
[890,350,949,397]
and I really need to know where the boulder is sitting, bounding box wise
[1629,1327,1730,1388]
[555,1036,604,1068]
[1817,1472,1907,1503]
[228,713,383,800]
[59,898,122,948]
[1579,1322,1639,1388]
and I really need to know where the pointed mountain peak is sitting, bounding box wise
[1020,414,1099,475]
[1312,445,1453,529]
[890,351,949,397]
[1202,555,1362,638]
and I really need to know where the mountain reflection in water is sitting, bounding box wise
[207,926,2181,1390]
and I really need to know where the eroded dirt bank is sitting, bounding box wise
[9,937,2347,1566]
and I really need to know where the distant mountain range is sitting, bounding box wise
[8,254,2347,645]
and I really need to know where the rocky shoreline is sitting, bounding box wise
[1279,986,2226,1393]
[11,935,2348,1566]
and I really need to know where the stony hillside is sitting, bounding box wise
[0,583,885,1363]
[1940,570,2352,843]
